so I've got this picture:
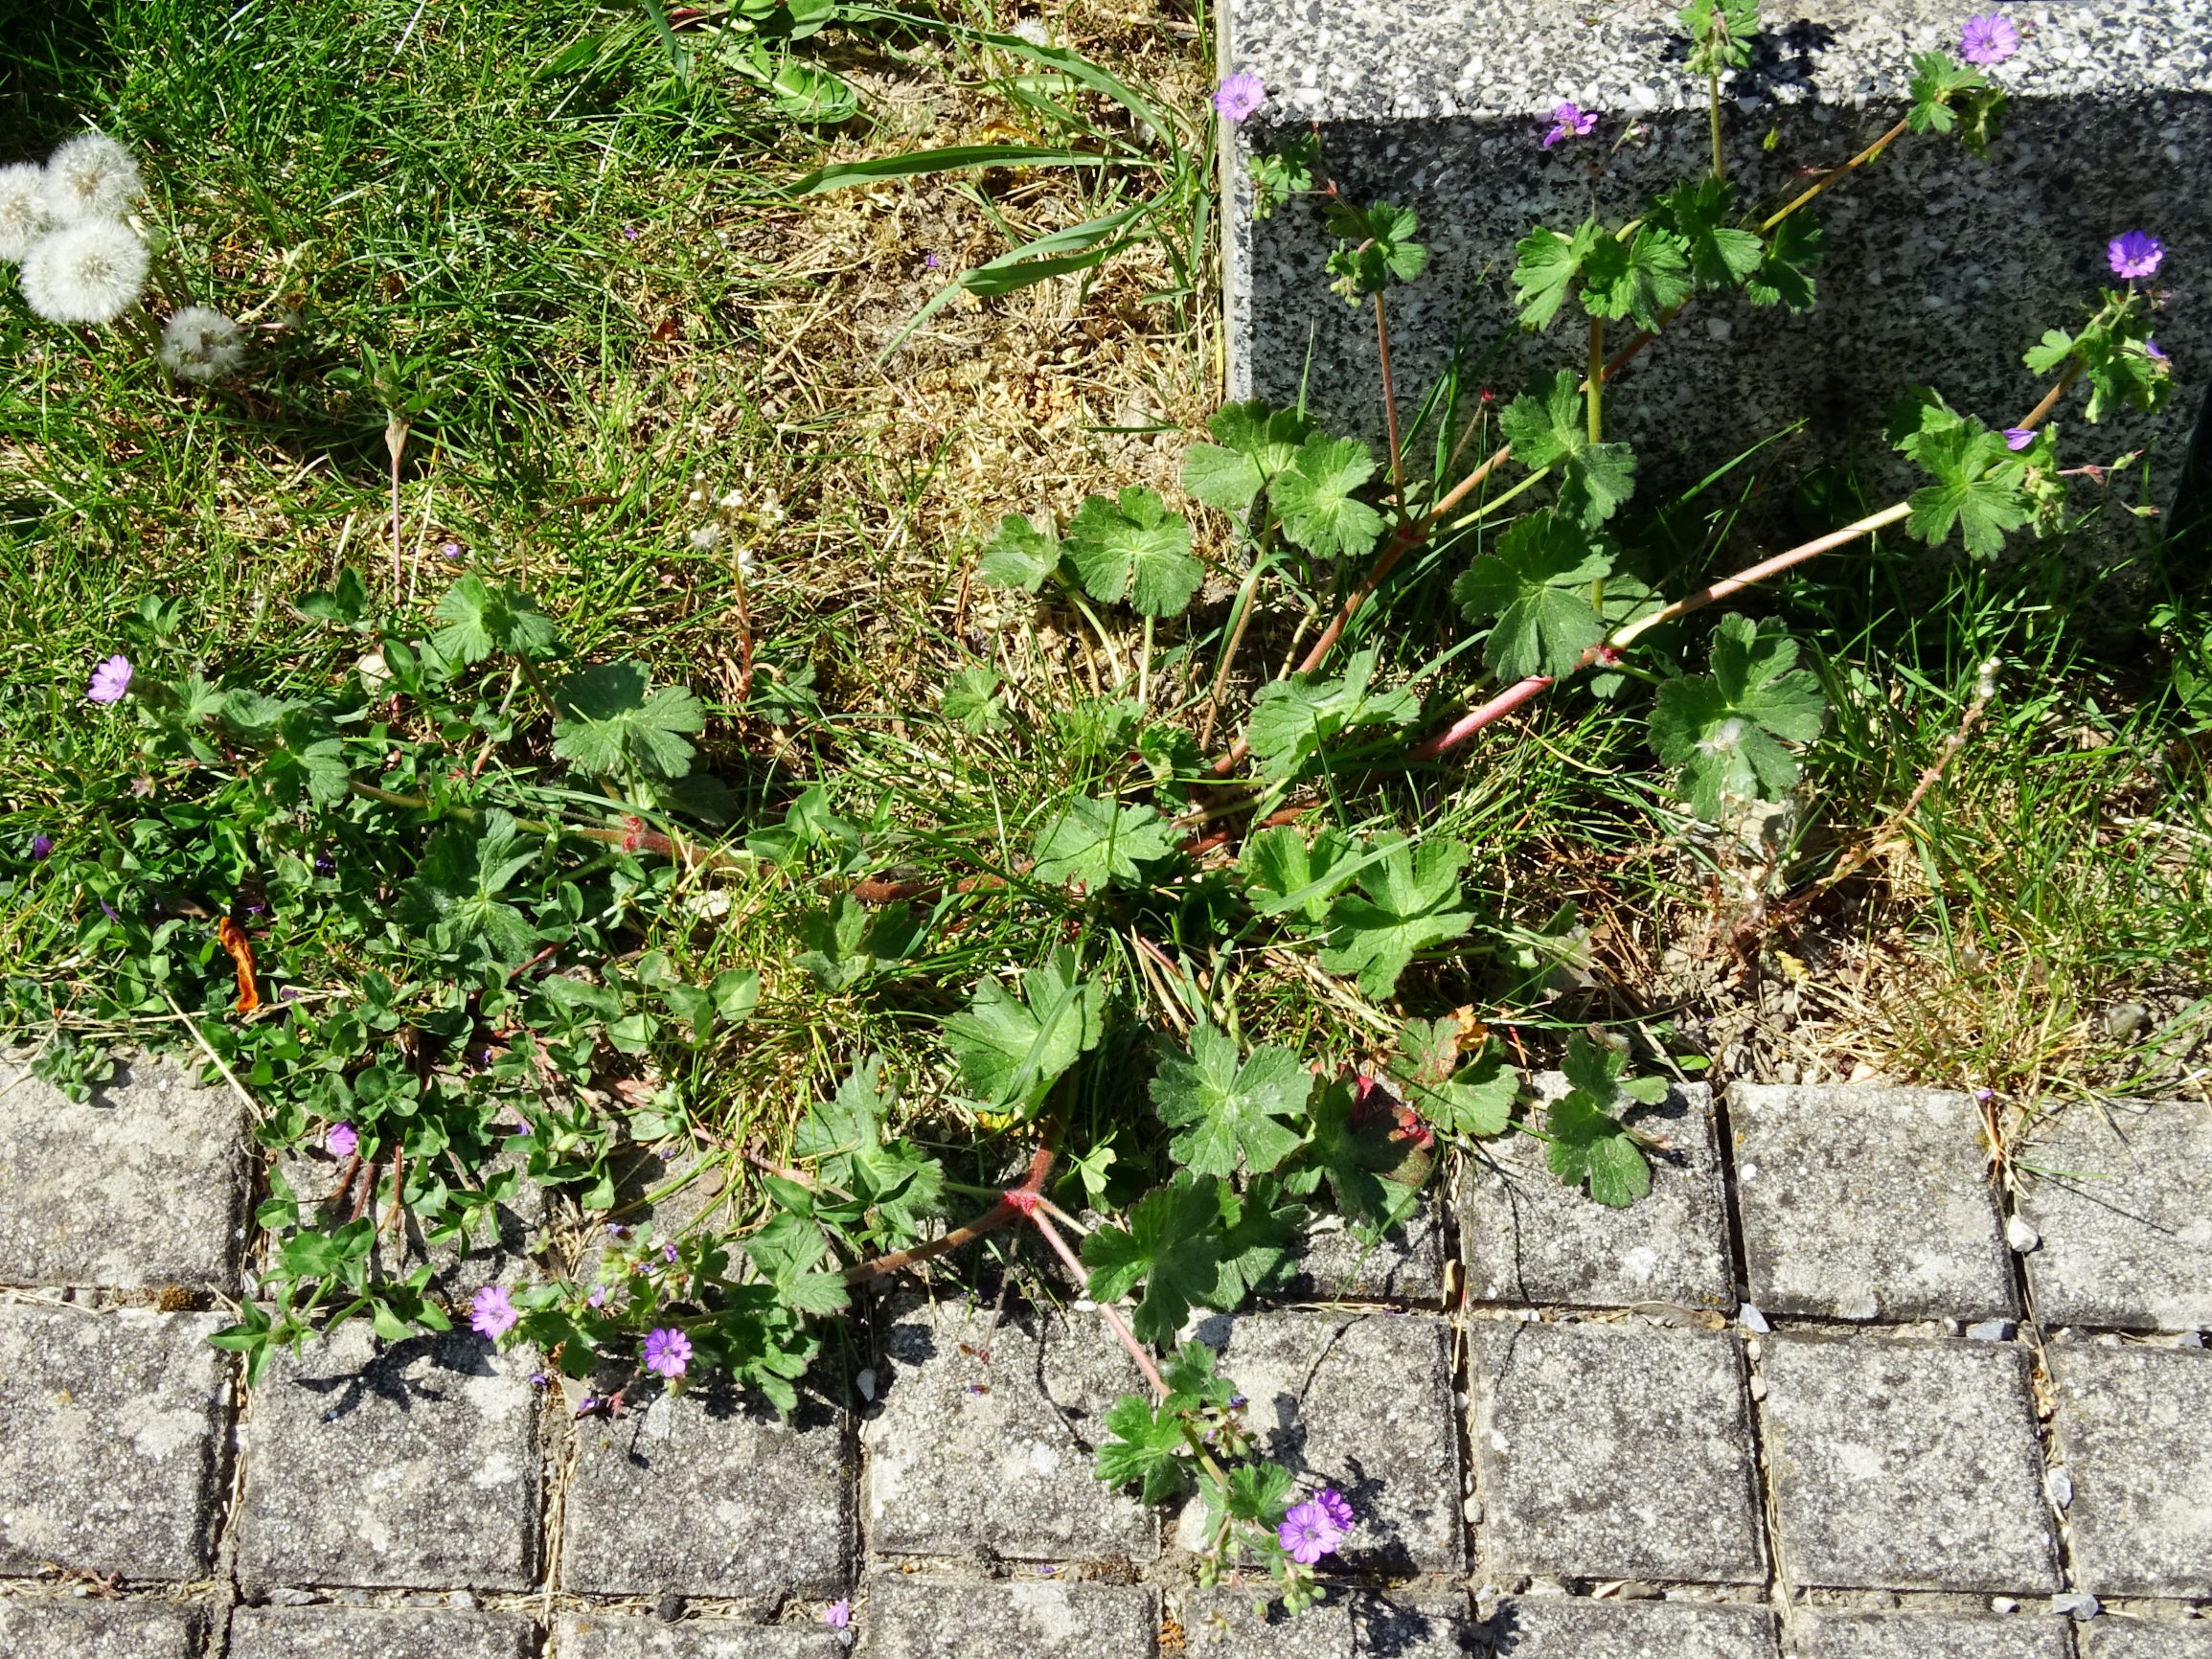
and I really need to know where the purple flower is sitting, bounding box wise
[643,1326,692,1378]
[31,834,54,860]
[1313,1487,1357,1533]
[1277,1499,1343,1564]
[2003,426,2037,451]
[587,1285,607,1308]
[529,1372,548,1387]
[1959,14,2018,66]
[924,252,941,269]
[2108,230,2164,281]
[469,1284,519,1339]
[1543,102,1598,149]
[99,900,120,920]
[439,539,463,558]
[662,1241,679,1263]
[825,1602,853,1630]
[623,225,639,239]
[326,1122,358,1158]
[1213,73,1266,122]
[2145,335,2169,364]
[278,987,303,1003]
[87,655,133,703]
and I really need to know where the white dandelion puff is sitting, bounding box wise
[0,162,51,262]
[158,307,247,382]
[688,523,723,553]
[42,130,142,224]
[19,218,148,324]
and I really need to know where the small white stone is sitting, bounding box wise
[2049,1467,2074,1508]
[855,1368,877,1401]
[1749,1375,1767,1401]
[1991,1598,2018,1614]
[1737,1304,1771,1334]
[1704,317,1733,343]
[2051,1592,2101,1622]
[2007,1216,2042,1253]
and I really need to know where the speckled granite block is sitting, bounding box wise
[1222,0,2211,520]
[1178,1589,1471,1656]
[1458,1079,1730,1311]
[1760,1335,2057,1593]
[225,1605,537,1659]
[861,1577,1156,1659]
[1480,1598,1779,1657]
[235,1324,540,1591]
[1789,1608,2073,1658]
[1189,1307,1463,1572]
[1271,1200,1447,1303]
[2015,1098,2212,1332]
[2081,1624,2212,1659]
[1467,1320,1765,1584]
[861,1296,1158,1563]
[2047,1343,2212,1597]
[557,1614,846,1658]
[0,1598,206,1657]
[0,1050,250,1293]
[1730,1085,2013,1322]
[560,1378,851,1602]
[0,1305,229,1579]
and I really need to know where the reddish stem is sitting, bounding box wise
[1028,1206,1169,1400]
[841,1144,1054,1284]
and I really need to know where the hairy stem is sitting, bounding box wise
[1758,116,1910,235]
[1586,316,1606,444]
[1375,290,1405,502]
[1708,69,1725,180]
[840,1145,1056,1285]
[1029,1205,1169,1398]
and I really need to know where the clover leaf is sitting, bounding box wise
[1064,488,1202,616]
[1451,509,1614,680]
[1649,613,1825,820]
[1318,836,1474,997]
[1149,1023,1313,1177]
[1497,370,1639,527]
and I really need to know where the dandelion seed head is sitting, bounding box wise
[1011,16,1049,44]
[0,162,51,263]
[21,218,148,324]
[42,131,142,224]
[689,523,723,553]
[158,306,246,383]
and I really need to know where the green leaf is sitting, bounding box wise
[787,145,1137,195]
[1243,647,1419,781]
[1906,50,1988,135]
[1322,199,1427,303]
[711,968,760,1025]
[794,1055,945,1239]
[1247,129,1319,219]
[1745,212,1824,311]
[1901,419,2030,557]
[1679,0,1758,74]
[791,894,918,991]
[431,576,559,665]
[1030,796,1179,888]
[1063,488,1201,615]
[1649,613,1826,820]
[1220,1460,1295,1526]
[298,566,370,626]
[1387,1017,1517,1138]
[1651,177,1763,292]
[1159,1339,1236,1408]
[1096,1393,1193,1501]
[977,513,1062,593]
[1580,226,1692,331]
[1292,1079,1427,1233]
[1240,825,1360,923]
[1513,221,1599,331]
[552,662,705,780]
[1545,1089,1651,1206]
[2027,298,2172,424]
[397,808,543,967]
[1450,509,1613,679]
[1212,1174,1307,1302]
[1496,370,1638,527]
[1149,1023,1313,1177]
[1182,400,1314,514]
[1267,434,1385,561]
[943,666,1006,732]
[1318,836,1474,998]
[1081,1179,1226,1346]
[941,947,1105,1109]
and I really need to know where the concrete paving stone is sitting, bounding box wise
[2015,1099,2212,1331]
[1179,1589,1470,1656]
[0,1303,229,1579]
[1190,1308,1463,1573]
[1272,1201,1446,1304]
[0,1050,250,1293]
[862,1295,1158,1563]
[235,1322,539,1591]
[1458,1079,1731,1312]
[1467,1320,1764,1584]
[2081,1623,2212,1659]
[1761,1335,2058,1593]
[2047,1344,2212,1598]
[1788,1608,2073,1658]
[560,1376,851,1602]
[557,1612,846,1658]
[1731,1085,2015,1323]
[0,1597,206,1658]
[227,1604,537,1658]
[861,1577,1155,1659]
[1481,1598,1778,1657]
